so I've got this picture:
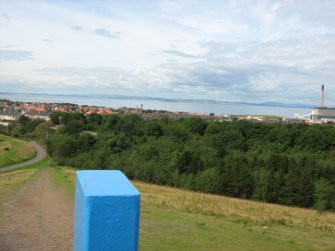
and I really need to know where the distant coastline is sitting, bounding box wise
[0,92,313,117]
[0,92,314,109]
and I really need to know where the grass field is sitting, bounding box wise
[1,134,333,250]
[0,134,36,168]
[0,158,48,215]
[55,167,335,251]
[0,160,47,205]
[0,169,37,195]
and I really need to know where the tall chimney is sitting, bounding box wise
[321,84,325,107]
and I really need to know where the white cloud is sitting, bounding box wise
[0,0,334,105]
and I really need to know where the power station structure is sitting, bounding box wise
[295,85,335,121]
[311,85,335,121]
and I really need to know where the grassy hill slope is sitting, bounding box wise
[0,134,36,168]
[55,167,335,251]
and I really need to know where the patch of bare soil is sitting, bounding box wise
[0,168,73,251]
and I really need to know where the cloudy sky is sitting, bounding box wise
[0,0,334,105]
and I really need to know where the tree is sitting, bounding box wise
[101,114,120,131]
[63,120,85,134]
[217,154,254,198]
[196,168,218,193]
[87,113,103,130]
[145,121,163,137]
[119,115,143,136]
[44,115,335,210]
[205,122,225,135]
[18,115,30,125]
[314,178,335,211]
[165,123,189,142]
[184,117,208,135]
[297,126,329,151]
[175,149,204,174]
[213,129,246,152]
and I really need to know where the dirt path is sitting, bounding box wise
[0,168,73,251]
[0,142,47,173]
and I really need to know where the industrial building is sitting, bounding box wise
[311,85,335,121]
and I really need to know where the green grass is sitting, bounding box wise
[139,205,331,251]
[0,157,48,207]
[19,156,49,171]
[55,167,335,251]
[50,167,75,200]
[0,169,37,198]
[0,134,36,168]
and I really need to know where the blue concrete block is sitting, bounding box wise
[73,170,140,251]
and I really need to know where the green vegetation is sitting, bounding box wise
[0,114,53,142]
[56,167,335,250]
[0,134,36,168]
[50,166,75,200]
[19,156,49,171]
[0,157,47,204]
[46,113,335,211]
[0,169,38,198]
[1,125,334,249]
[1,115,46,137]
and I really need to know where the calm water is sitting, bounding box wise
[0,93,312,118]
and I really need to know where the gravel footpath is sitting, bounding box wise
[0,168,73,251]
[0,142,47,173]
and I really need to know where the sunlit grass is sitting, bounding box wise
[56,167,335,250]
[0,157,48,198]
[134,181,335,231]
[0,134,36,168]
[0,169,37,195]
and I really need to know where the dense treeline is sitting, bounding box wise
[2,112,335,211]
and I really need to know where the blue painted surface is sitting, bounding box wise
[73,170,140,251]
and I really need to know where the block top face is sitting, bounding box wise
[76,170,140,197]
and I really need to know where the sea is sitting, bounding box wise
[0,93,313,118]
